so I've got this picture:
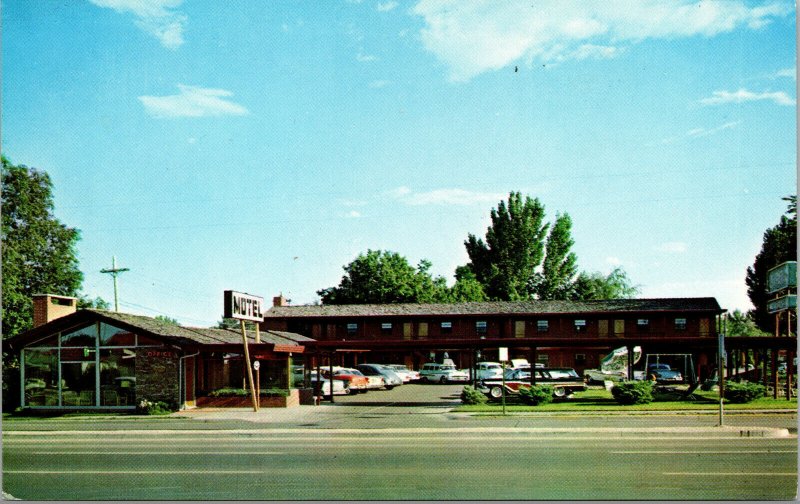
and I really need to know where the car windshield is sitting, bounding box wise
[441,365,456,371]
[547,369,579,378]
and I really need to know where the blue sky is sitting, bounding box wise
[3,1,796,327]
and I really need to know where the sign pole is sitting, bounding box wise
[241,320,259,412]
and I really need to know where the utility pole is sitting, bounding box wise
[100,256,130,312]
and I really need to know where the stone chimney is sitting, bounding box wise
[273,294,289,307]
[33,294,78,327]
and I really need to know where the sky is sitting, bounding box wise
[2,0,796,327]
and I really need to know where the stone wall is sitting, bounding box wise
[136,349,180,407]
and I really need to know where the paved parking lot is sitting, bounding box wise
[323,382,463,406]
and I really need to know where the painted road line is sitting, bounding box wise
[664,472,797,477]
[613,450,797,454]
[3,470,267,475]
[20,451,287,455]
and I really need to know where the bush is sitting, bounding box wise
[460,385,487,405]
[136,399,173,415]
[611,380,654,405]
[723,381,766,403]
[208,388,289,398]
[518,384,554,406]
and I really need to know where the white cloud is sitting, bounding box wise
[139,85,249,118]
[88,0,187,49]
[390,187,507,206]
[686,120,741,138]
[700,88,796,106]
[656,241,688,253]
[411,0,791,81]
[377,1,398,12]
[774,67,796,79]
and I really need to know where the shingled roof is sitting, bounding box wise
[264,297,723,319]
[6,309,313,351]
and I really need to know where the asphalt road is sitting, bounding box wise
[3,427,796,500]
[3,384,797,500]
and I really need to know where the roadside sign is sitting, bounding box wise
[498,347,508,362]
[253,360,260,371]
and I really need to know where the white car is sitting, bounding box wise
[419,363,470,384]
[309,371,348,396]
[475,362,504,380]
[386,364,420,382]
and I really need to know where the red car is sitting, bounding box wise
[322,367,370,393]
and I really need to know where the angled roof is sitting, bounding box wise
[5,309,313,351]
[264,298,723,319]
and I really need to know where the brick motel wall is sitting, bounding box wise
[136,349,180,407]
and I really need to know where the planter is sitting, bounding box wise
[197,389,300,408]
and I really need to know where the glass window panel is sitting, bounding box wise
[60,347,96,362]
[61,324,97,347]
[28,335,59,348]
[100,323,136,346]
[100,348,136,406]
[61,362,96,406]
[24,349,59,406]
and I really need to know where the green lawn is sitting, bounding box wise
[455,387,798,412]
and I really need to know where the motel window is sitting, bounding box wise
[381,322,393,334]
[675,318,687,331]
[60,325,97,347]
[537,320,549,333]
[440,321,452,334]
[346,323,358,335]
[574,320,587,332]
[637,319,650,331]
[476,321,487,335]
[537,354,549,367]
[575,353,586,364]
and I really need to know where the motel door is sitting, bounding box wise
[184,356,196,408]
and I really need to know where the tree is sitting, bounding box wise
[536,213,578,300]
[317,250,449,304]
[745,195,797,334]
[2,156,84,337]
[447,266,488,302]
[572,267,640,300]
[725,309,769,337]
[463,192,582,301]
[155,315,181,326]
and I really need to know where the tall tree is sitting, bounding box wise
[572,267,640,300]
[317,250,449,304]
[536,213,578,300]
[745,195,797,334]
[2,157,85,337]
[725,309,769,337]
[463,192,549,300]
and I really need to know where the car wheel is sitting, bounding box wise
[385,385,394,390]
[489,386,503,399]
[439,376,447,384]
[553,387,567,398]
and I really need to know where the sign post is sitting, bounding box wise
[224,291,265,413]
[718,331,725,426]
[499,347,508,416]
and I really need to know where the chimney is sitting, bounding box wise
[273,294,289,307]
[33,294,78,327]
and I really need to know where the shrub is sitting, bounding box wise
[460,385,487,405]
[208,388,289,398]
[723,381,766,403]
[518,384,554,406]
[611,380,654,405]
[136,399,173,415]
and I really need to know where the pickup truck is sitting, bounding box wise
[478,367,587,399]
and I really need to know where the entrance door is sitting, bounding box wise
[184,356,196,408]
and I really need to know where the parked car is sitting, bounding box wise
[475,362,504,380]
[357,364,403,389]
[419,363,469,384]
[340,367,384,390]
[478,367,587,399]
[309,371,349,396]
[646,363,683,383]
[386,364,420,382]
[322,367,369,393]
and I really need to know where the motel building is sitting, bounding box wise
[6,292,795,412]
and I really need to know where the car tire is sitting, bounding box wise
[553,387,566,398]
[489,386,503,399]
[385,385,394,390]
[439,376,447,384]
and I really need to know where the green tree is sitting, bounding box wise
[463,192,550,300]
[745,195,797,334]
[154,315,181,326]
[536,213,578,300]
[447,266,488,302]
[317,250,449,304]
[725,309,769,337]
[2,156,84,337]
[572,267,640,300]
